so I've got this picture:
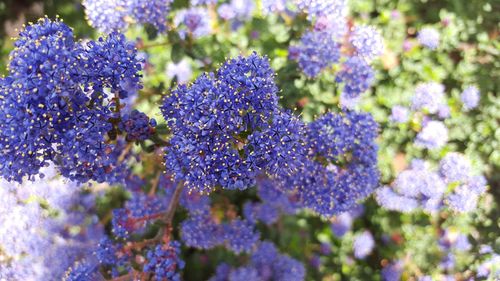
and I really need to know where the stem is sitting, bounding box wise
[163,181,185,226]
[138,41,169,50]
[146,181,184,244]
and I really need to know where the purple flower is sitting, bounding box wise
[411,82,446,114]
[381,261,403,281]
[439,152,472,183]
[415,121,448,149]
[375,186,419,212]
[296,0,347,21]
[460,86,480,110]
[353,231,375,259]
[174,7,212,38]
[350,25,384,61]
[336,56,375,99]
[144,241,185,281]
[417,27,440,50]
[291,30,341,77]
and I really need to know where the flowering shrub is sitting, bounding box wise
[0,0,498,280]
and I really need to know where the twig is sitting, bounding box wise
[163,181,185,226]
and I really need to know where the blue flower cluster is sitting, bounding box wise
[144,241,185,281]
[417,27,440,50]
[353,231,375,259]
[289,6,381,101]
[83,0,173,33]
[209,241,305,281]
[290,30,341,77]
[295,0,347,20]
[119,110,157,141]
[350,25,385,61]
[162,53,306,194]
[335,56,376,99]
[0,18,142,184]
[181,212,260,254]
[460,85,480,110]
[174,7,212,39]
[0,169,103,280]
[415,120,448,149]
[279,111,379,217]
[376,154,487,214]
[411,82,446,114]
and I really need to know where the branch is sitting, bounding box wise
[163,181,185,226]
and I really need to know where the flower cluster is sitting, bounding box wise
[0,18,142,184]
[289,5,382,101]
[0,167,103,280]
[209,242,305,281]
[144,241,185,281]
[411,82,446,114]
[161,53,305,194]
[417,27,440,50]
[415,120,448,149]
[376,153,487,213]
[83,0,173,33]
[460,85,480,110]
[119,110,157,141]
[174,7,212,39]
[275,111,379,217]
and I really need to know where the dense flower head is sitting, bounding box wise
[335,56,375,98]
[375,186,419,212]
[95,237,127,267]
[222,0,256,21]
[83,0,172,33]
[210,241,305,281]
[281,110,379,217]
[118,110,157,141]
[223,219,261,254]
[181,213,224,249]
[144,241,185,281]
[393,169,446,198]
[415,120,448,149]
[162,53,305,193]
[350,25,384,61]
[291,30,341,77]
[411,82,446,114]
[439,152,472,183]
[244,201,280,225]
[377,153,486,214]
[0,19,141,184]
[460,85,480,110]
[174,7,212,39]
[82,0,128,33]
[353,231,375,259]
[64,261,101,281]
[417,27,440,50]
[295,0,347,20]
[446,183,483,213]
[128,0,173,32]
[331,212,354,236]
[381,261,403,281]
[80,32,143,99]
[314,16,348,40]
[0,173,103,280]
